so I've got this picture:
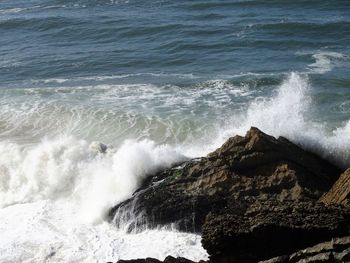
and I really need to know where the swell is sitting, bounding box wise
[183,0,350,10]
[257,21,350,34]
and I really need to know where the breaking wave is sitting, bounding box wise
[216,72,350,168]
[0,72,349,262]
[308,51,346,74]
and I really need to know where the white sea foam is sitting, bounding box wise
[0,137,185,223]
[0,136,207,262]
[0,7,27,15]
[0,201,206,262]
[308,51,345,74]
[1,72,350,262]
[32,72,199,85]
[206,73,350,168]
[0,81,252,145]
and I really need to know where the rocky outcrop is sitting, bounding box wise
[109,127,340,232]
[259,236,350,263]
[202,201,350,263]
[320,168,350,206]
[117,256,197,263]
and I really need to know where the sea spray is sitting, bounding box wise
[0,72,349,262]
[0,137,206,262]
[0,136,186,223]
[213,73,350,168]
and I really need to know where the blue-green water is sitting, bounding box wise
[0,1,350,262]
[1,0,350,145]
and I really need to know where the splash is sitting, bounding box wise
[213,72,350,168]
[0,72,349,262]
[0,137,185,223]
[0,136,207,262]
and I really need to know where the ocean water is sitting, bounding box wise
[0,0,350,262]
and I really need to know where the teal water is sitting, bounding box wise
[0,0,349,147]
[0,1,350,262]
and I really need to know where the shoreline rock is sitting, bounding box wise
[320,168,350,206]
[117,256,198,263]
[109,127,350,263]
[202,201,350,262]
[259,236,350,263]
[109,127,340,232]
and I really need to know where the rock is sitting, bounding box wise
[109,127,340,232]
[320,168,350,206]
[201,201,350,262]
[116,256,196,263]
[117,259,161,263]
[259,236,350,263]
[90,141,107,153]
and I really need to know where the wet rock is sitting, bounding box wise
[109,127,340,232]
[202,201,350,262]
[320,168,350,206]
[117,256,196,263]
[90,141,108,153]
[259,236,350,263]
[117,259,161,263]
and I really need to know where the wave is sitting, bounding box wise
[26,72,282,86]
[216,72,350,168]
[257,21,350,32]
[0,137,185,223]
[0,134,206,262]
[307,51,346,74]
[29,72,199,84]
[0,72,350,262]
[0,81,254,145]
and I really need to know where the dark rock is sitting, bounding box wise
[117,258,161,263]
[320,168,350,206]
[117,256,196,263]
[109,127,340,232]
[90,141,108,153]
[259,236,350,263]
[202,201,350,262]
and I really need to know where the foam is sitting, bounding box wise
[208,73,350,168]
[0,137,185,223]
[0,136,207,262]
[32,72,199,85]
[308,51,345,74]
[0,201,207,262]
[0,81,252,145]
[1,72,350,262]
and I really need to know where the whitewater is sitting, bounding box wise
[1,70,350,262]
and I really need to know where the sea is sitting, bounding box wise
[0,0,349,262]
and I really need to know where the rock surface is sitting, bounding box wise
[117,256,197,263]
[108,127,350,263]
[202,201,350,262]
[320,168,350,206]
[259,236,350,263]
[109,127,340,232]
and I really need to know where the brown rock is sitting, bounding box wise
[202,201,350,263]
[320,168,350,206]
[109,127,340,232]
